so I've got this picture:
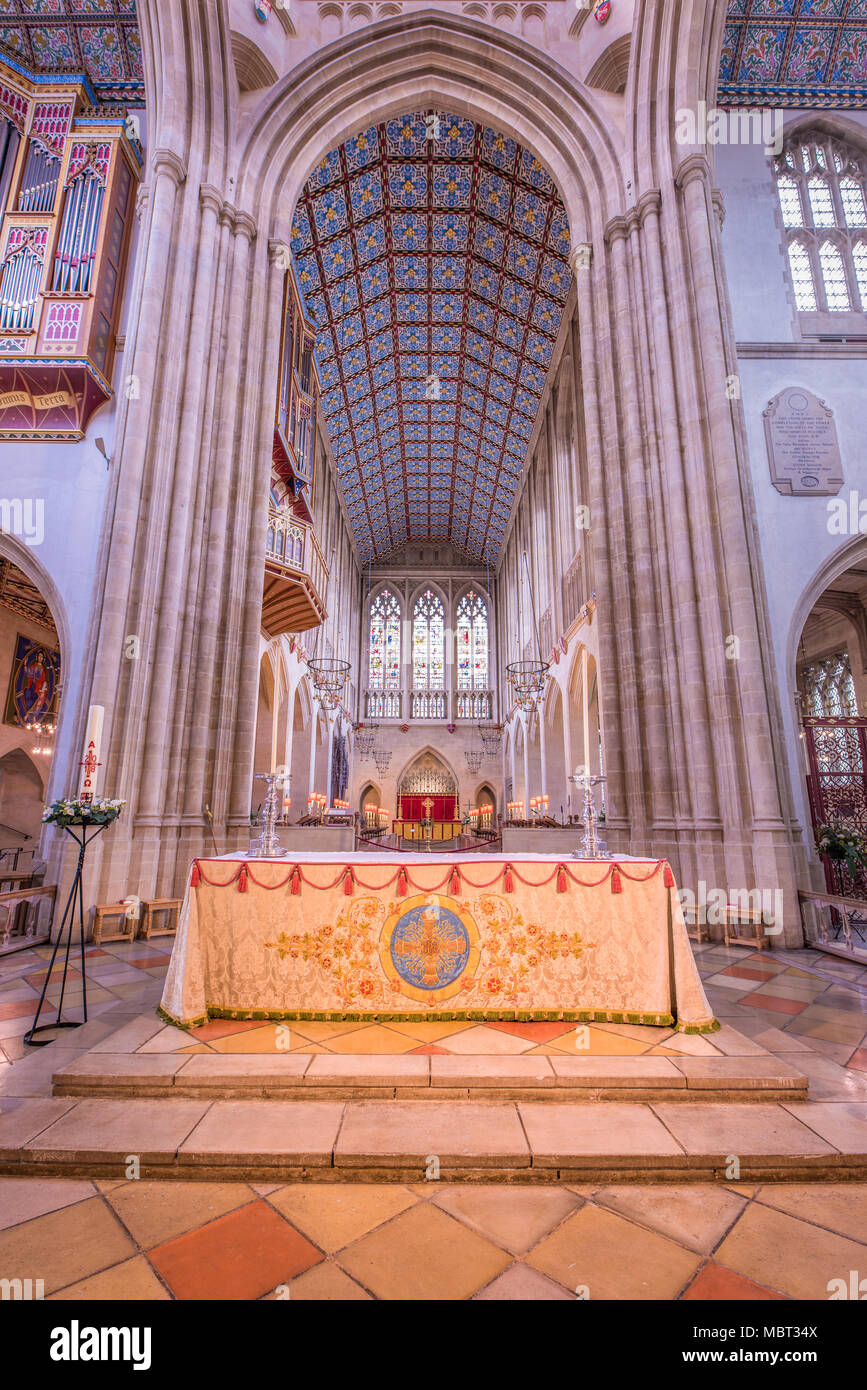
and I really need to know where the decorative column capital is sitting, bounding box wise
[268,236,291,267]
[603,212,632,246]
[199,183,224,217]
[674,152,711,192]
[569,242,593,274]
[149,148,187,186]
[233,210,258,242]
[711,187,726,229]
[636,189,662,223]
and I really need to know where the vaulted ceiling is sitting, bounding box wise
[720,1,867,108]
[0,1,143,107]
[291,114,573,565]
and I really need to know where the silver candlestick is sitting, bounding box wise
[569,771,607,859]
[250,773,288,858]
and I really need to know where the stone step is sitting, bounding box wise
[49,1050,810,1104]
[1,1095,863,1184]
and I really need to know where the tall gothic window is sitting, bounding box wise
[456,590,489,690]
[411,590,445,717]
[802,652,857,717]
[775,134,867,315]
[367,588,401,718]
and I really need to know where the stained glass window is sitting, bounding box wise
[368,588,400,690]
[776,135,867,316]
[456,590,489,690]
[802,653,857,718]
[412,589,445,690]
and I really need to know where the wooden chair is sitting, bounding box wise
[139,898,181,940]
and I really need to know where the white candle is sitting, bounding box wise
[270,687,280,774]
[581,648,590,775]
[79,703,104,800]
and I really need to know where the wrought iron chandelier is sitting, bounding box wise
[307,657,350,711]
[355,722,378,758]
[506,659,549,713]
[478,723,502,759]
[373,745,392,776]
[465,748,483,774]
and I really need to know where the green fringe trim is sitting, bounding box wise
[157,1002,704,1029]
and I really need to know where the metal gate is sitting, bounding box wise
[803,715,867,899]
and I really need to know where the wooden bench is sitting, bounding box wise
[91,902,138,945]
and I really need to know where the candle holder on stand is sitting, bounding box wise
[568,771,607,859]
[25,796,125,1047]
[250,773,288,858]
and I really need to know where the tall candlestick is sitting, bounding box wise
[581,648,590,775]
[79,704,104,801]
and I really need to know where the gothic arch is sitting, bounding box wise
[786,535,867,704]
[396,745,459,794]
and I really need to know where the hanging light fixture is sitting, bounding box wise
[506,659,549,713]
[478,722,502,758]
[465,747,483,774]
[373,745,392,776]
[307,656,351,712]
[355,721,378,757]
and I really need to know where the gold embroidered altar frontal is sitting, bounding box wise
[159,855,718,1032]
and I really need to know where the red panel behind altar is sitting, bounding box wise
[398,794,458,821]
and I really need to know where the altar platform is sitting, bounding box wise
[158,852,718,1033]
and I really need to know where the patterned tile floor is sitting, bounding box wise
[1,935,866,1299]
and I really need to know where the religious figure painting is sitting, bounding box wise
[4,634,60,729]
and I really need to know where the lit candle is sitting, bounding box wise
[79,704,104,801]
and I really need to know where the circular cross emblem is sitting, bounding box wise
[380,894,480,1004]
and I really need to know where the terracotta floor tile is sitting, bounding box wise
[277,1261,372,1300]
[419,1024,535,1055]
[474,1262,576,1300]
[323,1025,419,1055]
[742,994,806,1016]
[754,1183,867,1244]
[591,1184,747,1254]
[285,1020,369,1042]
[719,966,779,983]
[409,1043,451,1054]
[267,1183,419,1251]
[137,1025,198,1053]
[49,1255,171,1301]
[149,1199,322,1300]
[485,1020,575,1043]
[526,1204,701,1299]
[0,1177,95,1232]
[432,1183,580,1254]
[0,1195,136,1293]
[208,1025,294,1054]
[0,999,41,1021]
[788,1018,867,1046]
[848,1047,867,1073]
[337,1202,510,1300]
[715,1202,867,1300]
[654,1033,720,1056]
[681,1261,787,1301]
[383,1020,474,1042]
[545,1027,651,1057]
[104,1180,257,1248]
[177,1043,214,1054]
[189,1019,274,1042]
[593,1022,676,1043]
[286,1041,332,1054]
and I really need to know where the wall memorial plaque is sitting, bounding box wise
[763,386,843,497]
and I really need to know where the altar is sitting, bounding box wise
[159,852,718,1032]
[391,819,463,842]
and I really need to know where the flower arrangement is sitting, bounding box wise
[43,797,126,829]
[815,821,867,877]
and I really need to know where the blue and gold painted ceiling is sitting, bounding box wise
[291,114,573,565]
[720,1,867,107]
[0,1,143,108]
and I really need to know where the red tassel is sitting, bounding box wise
[610,865,622,894]
[290,866,301,895]
[449,866,461,896]
[190,861,200,888]
[503,864,514,893]
[557,865,567,893]
[343,867,354,895]
[238,864,248,893]
[663,863,676,889]
[397,867,408,896]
